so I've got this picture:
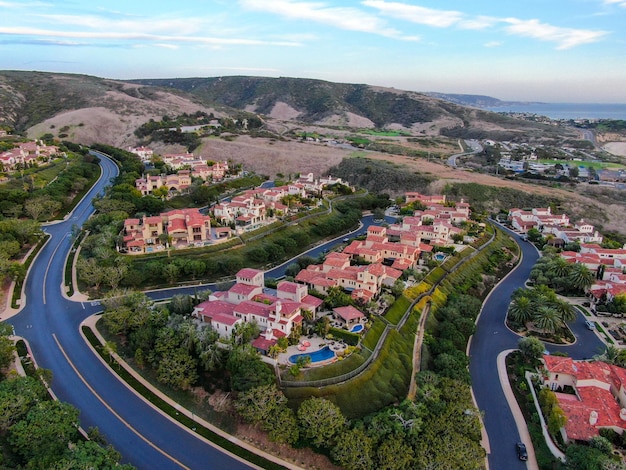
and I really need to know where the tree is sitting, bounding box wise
[518,337,545,364]
[547,403,567,435]
[52,440,135,470]
[526,227,543,244]
[267,406,299,445]
[226,345,274,392]
[554,298,576,326]
[76,257,105,290]
[0,323,15,369]
[0,376,48,431]
[297,397,346,448]
[9,400,80,467]
[589,435,613,455]
[156,349,198,390]
[235,384,287,423]
[169,294,194,315]
[331,428,374,470]
[534,306,561,334]
[568,263,595,293]
[24,197,47,220]
[508,295,533,325]
[376,437,415,470]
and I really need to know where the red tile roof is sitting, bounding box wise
[333,305,365,321]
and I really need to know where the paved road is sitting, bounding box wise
[469,225,606,468]
[8,153,252,470]
[447,139,483,167]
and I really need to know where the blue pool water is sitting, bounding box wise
[289,346,335,364]
[350,324,364,333]
[434,253,446,261]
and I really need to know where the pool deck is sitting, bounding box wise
[277,335,347,366]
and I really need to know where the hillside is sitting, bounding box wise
[0,71,222,147]
[129,76,565,139]
[0,71,572,149]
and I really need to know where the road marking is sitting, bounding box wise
[43,235,70,305]
[52,334,190,470]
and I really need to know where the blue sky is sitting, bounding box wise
[1,0,625,102]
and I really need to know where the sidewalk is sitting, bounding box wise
[81,315,304,470]
[497,350,540,470]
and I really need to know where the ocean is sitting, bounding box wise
[482,103,626,120]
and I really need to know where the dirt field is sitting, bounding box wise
[185,134,626,235]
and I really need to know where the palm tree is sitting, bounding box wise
[548,257,572,280]
[553,298,576,327]
[533,306,561,334]
[508,296,534,325]
[199,343,225,372]
[568,263,595,293]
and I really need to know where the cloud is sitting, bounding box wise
[361,1,606,48]
[362,0,463,28]
[604,0,626,6]
[0,26,302,48]
[503,18,608,49]
[484,41,502,48]
[0,1,51,7]
[239,0,418,40]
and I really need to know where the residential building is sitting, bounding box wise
[192,269,306,350]
[542,355,626,442]
[121,208,211,253]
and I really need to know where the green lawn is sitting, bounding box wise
[539,159,625,170]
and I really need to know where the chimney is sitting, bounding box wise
[589,410,598,425]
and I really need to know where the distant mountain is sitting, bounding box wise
[129,76,455,128]
[424,92,541,108]
[0,71,567,147]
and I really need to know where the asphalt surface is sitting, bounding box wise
[9,153,252,470]
[469,225,606,469]
[9,150,602,469]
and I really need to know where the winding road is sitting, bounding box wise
[7,153,253,470]
[6,150,607,469]
[469,225,606,468]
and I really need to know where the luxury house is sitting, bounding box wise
[509,207,603,244]
[192,269,322,352]
[542,355,626,442]
[386,193,470,247]
[295,251,402,303]
[121,208,212,253]
[0,140,60,172]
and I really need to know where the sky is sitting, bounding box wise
[1,0,626,103]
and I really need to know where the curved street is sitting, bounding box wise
[5,151,609,469]
[469,226,606,469]
[7,153,253,470]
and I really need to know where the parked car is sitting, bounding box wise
[516,442,528,461]
[585,320,596,330]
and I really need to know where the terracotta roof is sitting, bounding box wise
[229,283,261,296]
[237,268,263,279]
[277,281,301,293]
[333,305,365,321]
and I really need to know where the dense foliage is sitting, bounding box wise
[0,325,133,469]
[327,157,435,194]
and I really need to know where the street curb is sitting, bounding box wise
[81,314,303,470]
[497,350,540,470]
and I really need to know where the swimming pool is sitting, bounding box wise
[289,346,335,364]
[434,252,447,261]
[350,324,364,333]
